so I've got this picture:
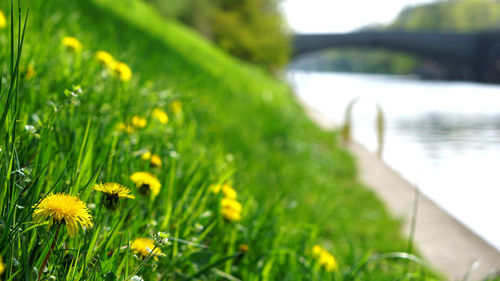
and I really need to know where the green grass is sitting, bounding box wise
[0,0,446,280]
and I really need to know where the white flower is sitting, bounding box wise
[130,276,144,281]
[25,125,36,134]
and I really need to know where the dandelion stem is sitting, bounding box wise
[38,225,61,280]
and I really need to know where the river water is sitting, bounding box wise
[287,71,500,251]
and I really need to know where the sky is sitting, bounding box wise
[280,0,435,33]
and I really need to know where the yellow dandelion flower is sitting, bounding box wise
[93,183,135,199]
[141,151,152,161]
[94,182,135,209]
[130,172,161,197]
[117,122,135,134]
[318,251,338,272]
[141,152,161,167]
[222,207,241,222]
[95,51,114,67]
[0,10,6,29]
[32,193,92,235]
[112,62,132,82]
[210,184,237,199]
[312,245,323,258]
[62,36,82,52]
[131,116,147,129]
[150,154,162,167]
[222,185,237,199]
[238,244,249,253]
[221,198,242,213]
[0,256,4,276]
[130,238,162,259]
[25,64,36,80]
[169,100,183,115]
[152,108,169,124]
[221,197,242,222]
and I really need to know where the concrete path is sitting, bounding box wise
[300,100,500,281]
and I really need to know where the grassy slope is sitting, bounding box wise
[85,0,406,255]
[0,0,431,278]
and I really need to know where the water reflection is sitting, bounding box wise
[288,71,500,251]
[395,113,500,155]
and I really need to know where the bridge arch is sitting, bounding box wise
[292,32,500,83]
[293,32,479,62]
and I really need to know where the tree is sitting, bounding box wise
[317,0,500,75]
[144,0,290,71]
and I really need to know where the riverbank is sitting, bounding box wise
[299,98,500,280]
[289,71,500,254]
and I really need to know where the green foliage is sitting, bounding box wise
[212,0,290,70]
[390,0,500,31]
[144,0,291,71]
[0,0,446,280]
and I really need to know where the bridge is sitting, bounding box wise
[292,32,500,83]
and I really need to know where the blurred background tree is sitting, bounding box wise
[390,0,500,31]
[144,0,291,71]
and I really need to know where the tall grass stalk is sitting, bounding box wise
[375,103,385,158]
